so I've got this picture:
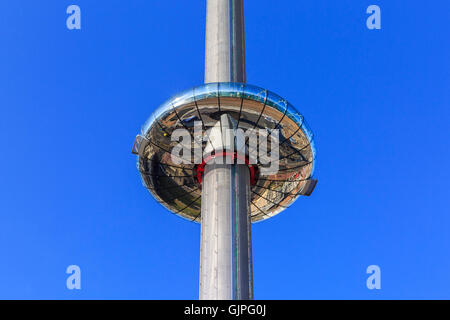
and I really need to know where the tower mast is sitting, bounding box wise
[200,0,253,300]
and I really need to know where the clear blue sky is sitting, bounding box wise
[0,0,449,299]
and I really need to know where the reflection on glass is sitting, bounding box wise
[285,103,304,128]
[266,91,288,115]
[218,82,245,98]
[193,82,219,101]
[243,85,267,104]
[171,87,195,109]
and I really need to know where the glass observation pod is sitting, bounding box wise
[132,83,317,222]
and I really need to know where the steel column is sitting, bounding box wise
[200,0,252,300]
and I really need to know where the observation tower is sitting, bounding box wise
[132,0,317,300]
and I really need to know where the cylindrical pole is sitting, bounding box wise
[204,0,246,83]
[200,0,253,300]
[199,162,252,300]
